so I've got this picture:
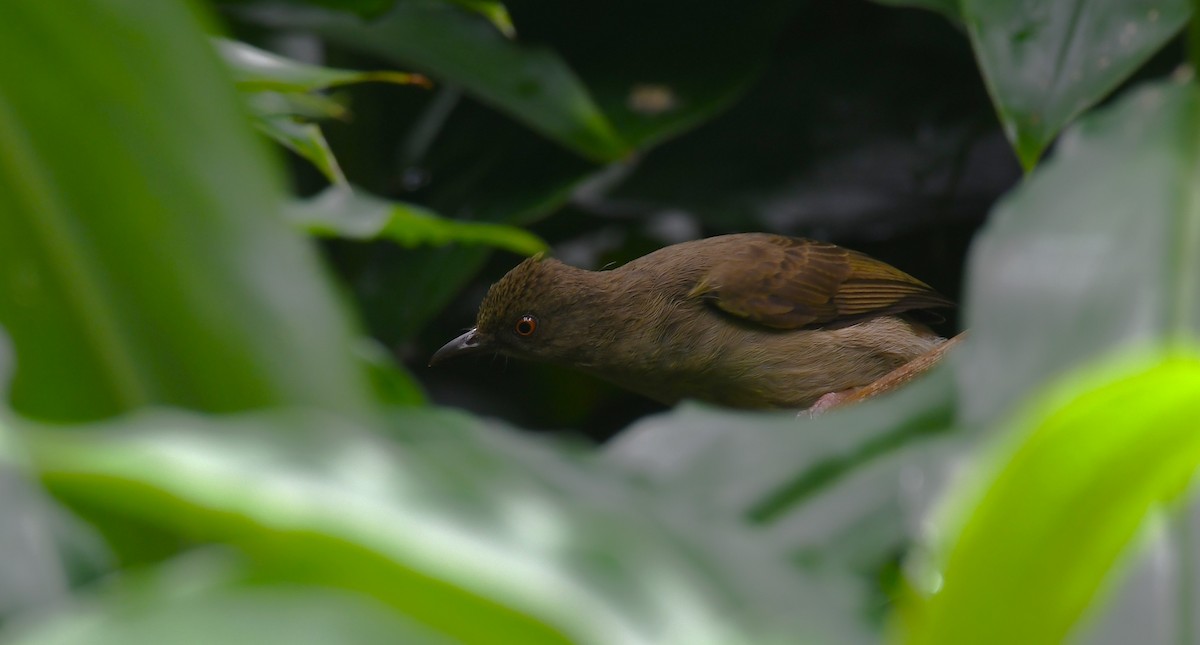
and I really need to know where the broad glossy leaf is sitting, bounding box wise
[961,0,1189,168]
[0,1,381,420]
[14,408,866,644]
[248,1,630,162]
[902,352,1200,644]
[957,78,1200,426]
[290,187,546,255]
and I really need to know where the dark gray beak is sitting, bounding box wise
[429,328,484,367]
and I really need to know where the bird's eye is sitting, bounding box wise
[514,314,537,337]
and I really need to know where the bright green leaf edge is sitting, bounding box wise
[256,117,348,185]
[217,38,431,93]
[447,0,516,38]
[901,349,1200,644]
[290,186,547,256]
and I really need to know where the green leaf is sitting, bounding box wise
[248,1,631,162]
[289,186,547,256]
[446,0,516,38]
[12,408,866,644]
[0,1,380,421]
[902,351,1200,644]
[242,90,349,120]
[216,38,430,93]
[504,0,799,150]
[217,39,430,185]
[257,117,348,185]
[6,551,455,645]
[960,0,1190,169]
[606,365,962,627]
[957,78,1200,426]
[609,366,955,510]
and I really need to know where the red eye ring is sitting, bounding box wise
[515,315,537,337]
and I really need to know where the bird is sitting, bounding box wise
[430,233,954,410]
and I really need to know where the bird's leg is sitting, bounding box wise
[805,332,967,416]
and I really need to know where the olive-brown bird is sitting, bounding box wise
[430,233,953,410]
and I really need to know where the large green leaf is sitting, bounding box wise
[961,0,1189,169]
[8,408,867,644]
[0,1,385,420]
[902,351,1200,644]
[606,365,963,627]
[956,78,1200,426]
[247,1,630,162]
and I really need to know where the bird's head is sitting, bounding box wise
[429,255,598,367]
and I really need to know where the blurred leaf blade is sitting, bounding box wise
[960,0,1189,168]
[218,39,431,186]
[903,351,1200,644]
[958,78,1200,426]
[447,0,516,38]
[4,551,458,645]
[217,38,431,93]
[257,117,348,185]
[15,408,863,644]
[608,363,958,518]
[0,0,381,420]
[247,1,631,162]
[290,186,547,255]
[606,365,963,628]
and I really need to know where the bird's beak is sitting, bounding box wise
[429,327,485,367]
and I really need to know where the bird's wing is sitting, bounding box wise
[688,236,954,329]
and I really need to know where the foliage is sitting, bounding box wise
[2,0,1199,644]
